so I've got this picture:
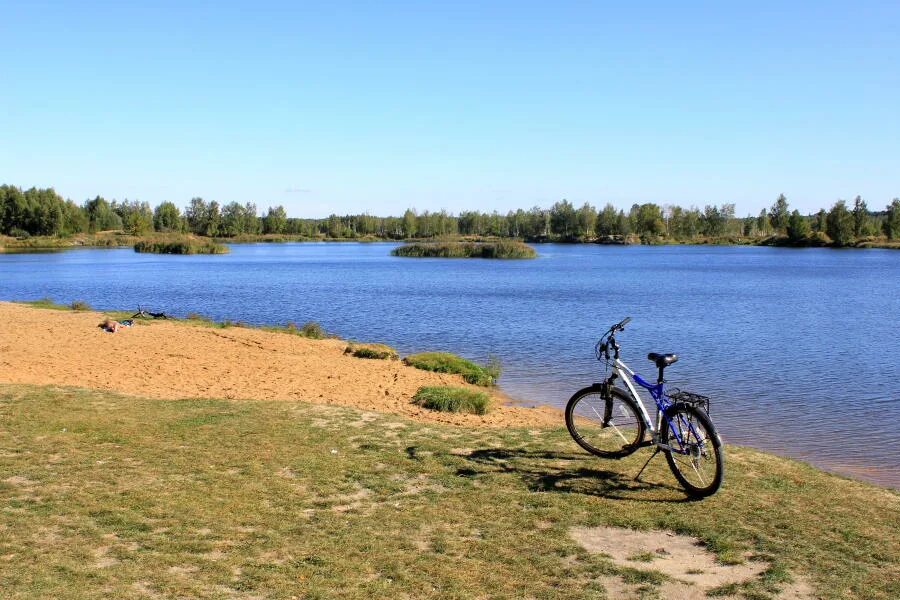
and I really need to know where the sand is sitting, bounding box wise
[0,302,560,427]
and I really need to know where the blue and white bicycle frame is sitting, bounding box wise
[608,356,705,455]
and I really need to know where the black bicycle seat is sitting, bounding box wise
[647,353,678,368]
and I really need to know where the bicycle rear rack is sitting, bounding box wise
[668,389,711,414]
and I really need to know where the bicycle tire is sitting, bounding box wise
[660,403,724,497]
[565,385,645,458]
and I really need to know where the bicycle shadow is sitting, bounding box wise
[456,447,697,503]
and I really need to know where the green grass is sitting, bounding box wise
[344,342,399,360]
[0,384,896,599]
[392,240,537,259]
[134,238,229,255]
[412,386,492,415]
[403,352,500,386]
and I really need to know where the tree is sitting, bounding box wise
[826,200,854,246]
[769,194,789,233]
[84,196,122,232]
[550,199,577,238]
[185,198,209,235]
[263,205,287,234]
[786,210,810,242]
[402,209,417,238]
[153,201,182,232]
[851,195,868,237]
[701,205,726,237]
[756,208,769,236]
[883,198,900,240]
[205,201,222,237]
[595,204,621,236]
[575,202,597,239]
[629,203,664,237]
[115,200,153,236]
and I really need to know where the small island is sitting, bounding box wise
[392,240,537,259]
[134,237,229,255]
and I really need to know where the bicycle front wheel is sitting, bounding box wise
[660,404,724,497]
[565,385,645,458]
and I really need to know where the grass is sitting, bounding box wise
[344,342,399,360]
[403,352,500,386]
[412,386,492,415]
[392,240,537,259]
[0,384,897,599]
[134,237,229,255]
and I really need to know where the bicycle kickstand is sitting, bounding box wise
[634,448,660,482]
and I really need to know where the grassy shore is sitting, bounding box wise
[0,384,896,599]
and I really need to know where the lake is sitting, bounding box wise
[1,242,898,487]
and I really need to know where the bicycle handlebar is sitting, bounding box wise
[596,316,631,361]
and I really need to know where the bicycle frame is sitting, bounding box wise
[608,357,699,453]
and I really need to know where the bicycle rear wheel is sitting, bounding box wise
[565,385,645,458]
[660,404,724,497]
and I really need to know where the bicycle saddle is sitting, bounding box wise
[647,353,678,367]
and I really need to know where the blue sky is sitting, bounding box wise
[2,1,898,217]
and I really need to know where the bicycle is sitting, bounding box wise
[565,317,724,497]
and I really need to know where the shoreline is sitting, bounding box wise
[0,301,559,428]
[2,231,899,252]
[1,300,897,490]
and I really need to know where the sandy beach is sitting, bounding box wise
[0,302,559,427]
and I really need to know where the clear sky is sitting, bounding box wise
[2,1,898,217]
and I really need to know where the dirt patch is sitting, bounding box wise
[0,302,560,427]
[570,526,814,599]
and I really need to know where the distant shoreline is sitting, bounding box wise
[2,231,899,253]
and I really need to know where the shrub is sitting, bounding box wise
[299,321,325,339]
[412,386,491,415]
[403,352,498,386]
[344,343,399,360]
[70,300,92,311]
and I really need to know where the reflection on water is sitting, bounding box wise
[1,243,898,487]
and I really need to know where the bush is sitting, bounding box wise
[403,352,498,386]
[344,342,399,360]
[412,386,491,415]
[299,321,326,339]
[70,300,92,311]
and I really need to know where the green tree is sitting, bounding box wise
[402,209,417,238]
[84,196,122,232]
[769,194,789,233]
[826,200,854,246]
[786,210,810,242]
[153,201,182,232]
[883,198,900,240]
[550,199,577,238]
[629,203,664,237]
[851,195,868,237]
[263,205,287,234]
[575,202,597,239]
[756,208,769,236]
[701,205,726,237]
[185,198,209,235]
[205,201,222,237]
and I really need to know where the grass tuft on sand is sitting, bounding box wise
[0,384,896,599]
[404,352,500,386]
[413,385,492,415]
[344,342,399,360]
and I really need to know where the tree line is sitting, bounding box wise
[2,184,899,246]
